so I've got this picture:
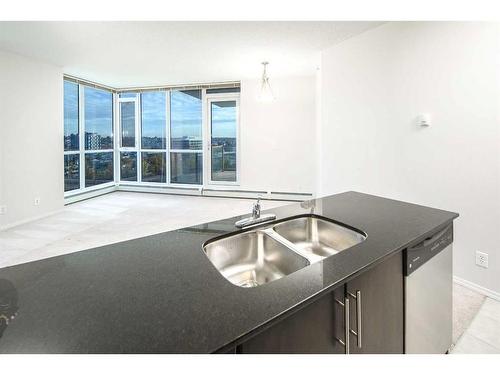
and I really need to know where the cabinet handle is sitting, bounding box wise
[344,297,350,354]
[348,290,362,348]
[335,296,350,354]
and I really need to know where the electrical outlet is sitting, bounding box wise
[34,197,41,206]
[476,251,489,269]
[0,205,6,215]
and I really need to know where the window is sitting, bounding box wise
[139,91,167,183]
[170,152,203,184]
[120,101,136,148]
[120,152,137,182]
[63,81,80,192]
[170,90,203,184]
[142,152,167,183]
[142,91,166,150]
[63,79,115,194]
[208,99,238,183]
[64,77,241,198]
[84,87,113,150]
[85,152,114,187]
[119,92,137,99]
[118,94,139,182]
[84,87,114,188]
[64,81,79,151]
[64,154,80,192]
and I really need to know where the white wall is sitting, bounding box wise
[0,50,64,229]
[319,22,500,295]
[239,76,316,194]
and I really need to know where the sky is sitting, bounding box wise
[64,81,237,144]
[84,86,113,136]
[63,81,79,137]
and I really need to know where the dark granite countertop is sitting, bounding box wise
[0,192,458,353]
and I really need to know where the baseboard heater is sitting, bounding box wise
[118,185,313,201]
[66,184,313,205]
[117,184,200,196]
[201,188,313,202]
[64,184,117,205]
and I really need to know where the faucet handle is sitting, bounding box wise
[252,198,261,218]
[255,198,261,209]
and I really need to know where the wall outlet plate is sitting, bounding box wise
[0,205,6,215]
[476,251,489,268]
[34,197,41,206]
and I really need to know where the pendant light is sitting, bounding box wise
[259,62,275,102]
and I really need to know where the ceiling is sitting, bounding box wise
[0,21,383,88]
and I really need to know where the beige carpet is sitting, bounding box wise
[453,282,486,344]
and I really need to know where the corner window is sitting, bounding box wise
[63,79,115,194]
[64,78,240,197]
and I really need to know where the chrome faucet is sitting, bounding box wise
[235,198,276,228]
[252,198,261,219]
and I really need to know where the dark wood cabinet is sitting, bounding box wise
[238,252,404,354]
[239,284,345,354]
[346,251,404,354]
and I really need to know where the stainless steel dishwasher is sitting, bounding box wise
[404,223,453,354]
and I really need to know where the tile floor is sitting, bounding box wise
[0,192,287,268]
[452,297,500,354]
[452,283,486,343]
[0,191,499,354]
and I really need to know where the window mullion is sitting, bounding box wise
[137,93,142,183]
[166,89,171,186]
[79,83,85,191]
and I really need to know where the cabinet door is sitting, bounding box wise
[346,252,404,354]
[239,285,345,354]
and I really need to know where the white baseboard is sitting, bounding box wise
[0,209,62,231]
[454,276,500,301]
[65,185,118,205]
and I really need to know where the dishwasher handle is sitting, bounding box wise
[409,224,453,251]
[405,223,453,275]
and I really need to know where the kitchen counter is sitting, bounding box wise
[0,192,458,353]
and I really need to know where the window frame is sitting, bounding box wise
[117,91,170,187]
[205,92,241,186]
[64,81,116,197]
[117,94,140,183]
[168,89,204,187]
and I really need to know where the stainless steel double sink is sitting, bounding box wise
[203,215,367,288]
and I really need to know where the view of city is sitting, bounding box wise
[170,152,203,184]
[85,153,113,187]
[120,152,137,181]
[142,152,167,183]
[210,100,237,182]
[63,154,79,192]
[120,101,135,148]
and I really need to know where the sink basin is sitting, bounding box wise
[202,215,366,288]
[273,216,366,259]
[203,230,309,288]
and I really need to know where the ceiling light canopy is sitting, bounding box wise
[259,62,275,102]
